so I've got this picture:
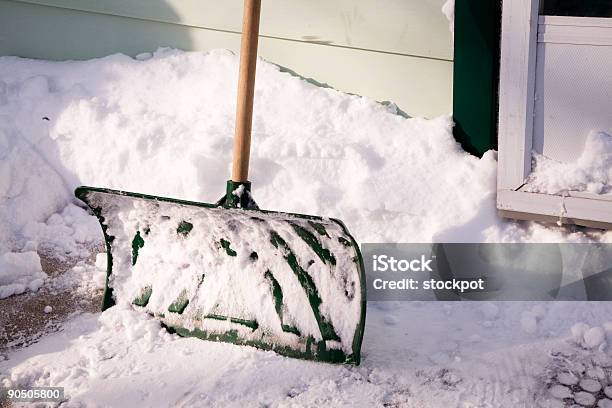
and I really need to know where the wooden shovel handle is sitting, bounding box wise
[231,0,261,182]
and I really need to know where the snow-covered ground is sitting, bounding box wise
[1,49,611,407]
[6,301,612,407]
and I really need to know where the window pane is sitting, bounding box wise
[541,0,612,17]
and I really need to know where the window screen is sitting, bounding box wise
[541,0,612,17]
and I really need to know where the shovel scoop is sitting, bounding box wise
[75,0,365,364]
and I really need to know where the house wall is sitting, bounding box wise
[0,0,454,118]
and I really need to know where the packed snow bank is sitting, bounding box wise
[0,48,495,245]
[525,131,612,195]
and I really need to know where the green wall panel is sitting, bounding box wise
[452,0,502,156]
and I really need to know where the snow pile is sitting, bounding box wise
[571,322,608,350]
[0,109,100,297]
[0,203,99,297]
[525,131,612,195]
[0,47,609,297]
[0,49,499,244]
[0,104,75,249]
[0,47,501,297]
[0,251,45,298]
[50,259,107,296]
[20,204,100,255]
[2,48,602,252]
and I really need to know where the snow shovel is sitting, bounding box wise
[75,0,366,365]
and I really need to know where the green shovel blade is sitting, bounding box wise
[75,185,366,364]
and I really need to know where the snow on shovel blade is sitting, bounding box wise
[76,186,366,364]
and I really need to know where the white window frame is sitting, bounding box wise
[497,0,612,229]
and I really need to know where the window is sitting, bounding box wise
[497,0,612,229]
